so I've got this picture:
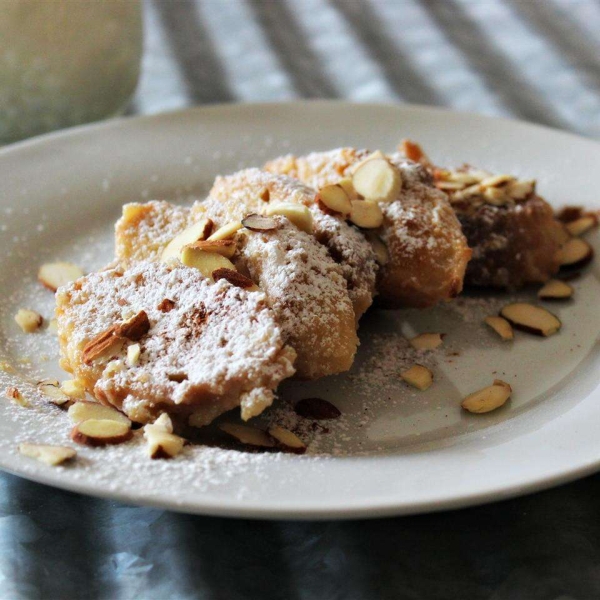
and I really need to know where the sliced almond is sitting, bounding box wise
[538,279,573,301]
[500,303,561,337]
[264,203,314,234]
[37,380,71,406]
[14,309,43,333]
[212,268,258,290]
[565,216,597,237]
[180,247,237,280]
[241,213,279,232]
[68,400,131,426]
[400,364,433,391]
[461,380,512,414]
[82,326,124,365]
[127,343,141,366]
[185,239,236,259]
[152,413,174,433]
[207,221,243,241]
[352,155,402,203]
[484,316,514,341]
[349,200,384,229]
[294,398,341,420]
[160,219,212,263]
[117,310,150,341]
[317,184,352,216]
[399,139,430,165]
[409,333,444,351]
[268,426,307,454]
[144,422,185,459]
[338,177,359,200]
[71,419,132,447]
[60,379,87,400]
[5,386,28,407]
[559,238,594,269]
[38,262,83,292]
[219,423,275,448]
[482,186,509,205]
[480,174,515,188]
[18,443,76,466]
[157,298,176,313]
[365,232,389,265]
[506,179,535,200]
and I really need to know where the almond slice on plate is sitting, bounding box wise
[5,386,28,407]
[160,219,212,263]
[462,380,512,414]
[365,232,389,265]
[484,316,514,341]
[317,184,352,216]
[212,268,258,290]
[219,423,275,448]
[38,262,83,292]
[18,443,76,466]
[185,239,236,259]
[268,426,307,454]
[180,247,237,280]
[538,279,573,301]
[264,203,314,234]
[60,379,87,399]
[500,303,561,337]
[144,419,185,459]
[565,215,597,237]
[71,419,133,447]
[349,200,384,229]
[409,333,444,351]
[207,221,243,241]
[559,238,594,269]
[37,380,71,406]
[351,154,402,203]
[14,309,43,333]
[241,214,279,232]
[68,400,131,426]
[400,365,433,391]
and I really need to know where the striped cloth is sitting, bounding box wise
[2,2,600,599]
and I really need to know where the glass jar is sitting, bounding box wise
[0,0,142,144]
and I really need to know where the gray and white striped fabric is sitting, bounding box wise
[2,2,600,599]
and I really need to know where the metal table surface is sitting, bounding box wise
[2,1,600,598]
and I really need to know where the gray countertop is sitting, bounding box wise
[3,1,600,598]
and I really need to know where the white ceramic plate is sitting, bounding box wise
[1,102,599,520]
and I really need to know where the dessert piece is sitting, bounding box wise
[115,198,359,380]
[205,169,378,320]
[55,261,296,426]
[400,140,568,289]
[265,149,471,308]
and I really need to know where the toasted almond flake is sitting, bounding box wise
[365,232,389,265]
[5,386,28,407]
[127,343,141,366]
[500,303,561,337]
[82,325,124,365]
[71,419,132,447]
[538,279,573,301]
[559,238,594,269]
[452,183,482,200]
[483,186,509,205]
[506,179,535,200]
[185,239,236,259]
[160,219,212,263]
[400,364,433,391]
[352,155,402,203]
[399,139,430,164]
[212,268,258,290]
[206,221,243,241]
[317,184,352,215]
[461,380,512,414]
[337,177,359,200]
[157,298,176,313]
[349,199,384,229]
[480,174,515,188]
[68,400,131,426]
[117,310,150,341]
[484,316,514,341]
[241,213,279,232]
[144,425,185,459]
[258,187,270,202]
[180,246,237,279]
[60,379,87,399]
[219,423,275,448]
[264,203,314,234]
[152,413,174,433]
[436,180,469,191]
[14,309,43,333]
[18,443,76,466]
[565,216,597,237]
[37,380,70,406]
[409,333,444,351]
[38,262,83,292]
[268,426,307,454]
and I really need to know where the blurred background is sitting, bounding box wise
[1,0,599,144]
